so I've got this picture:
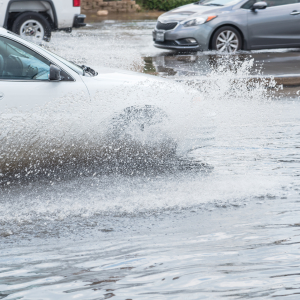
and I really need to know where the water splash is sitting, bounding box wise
[0,54,291,238]
[0,56,280,180]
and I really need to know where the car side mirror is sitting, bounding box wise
[49,64,61,81]
[251,1,267,10]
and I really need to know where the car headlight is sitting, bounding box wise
[181,15,217,27]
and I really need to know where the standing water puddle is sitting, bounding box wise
[1,20,300,299]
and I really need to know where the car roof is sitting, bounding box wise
[0,27,19,39]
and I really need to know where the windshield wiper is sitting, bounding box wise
[81,65,98,77]
[203,3,224,6]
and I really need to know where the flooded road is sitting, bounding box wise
[80,18,300,78]
[1,19,300,299]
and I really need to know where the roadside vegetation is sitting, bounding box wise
[137,0,196,11]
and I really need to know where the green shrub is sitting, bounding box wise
[139,0,196,11]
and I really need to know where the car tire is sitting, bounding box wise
[111,105,177,160]
[112,105,168,139]
[211,26,242,53]
[12,12,52,42]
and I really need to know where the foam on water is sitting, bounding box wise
[0,173,283,226]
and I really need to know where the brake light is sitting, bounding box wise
[73,0,80,6]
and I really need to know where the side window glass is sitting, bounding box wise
[241,0,299,8]
[0,36,50,80]
[266,0,299,6]
[241,0,256,9]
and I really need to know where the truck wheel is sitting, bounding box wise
[12,12,52,42]
[211,26,242,53]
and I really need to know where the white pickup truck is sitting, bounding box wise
[0,0,86,41]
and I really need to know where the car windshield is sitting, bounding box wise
[197,0,241,6]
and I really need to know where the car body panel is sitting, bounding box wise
[0,0,82,30]
[0,79,89,111]
[54,1,81,28]
[158,3,221,22]
[247,3,300,49]
[0,1,7,27]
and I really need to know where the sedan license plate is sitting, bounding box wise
[156,31,165,42]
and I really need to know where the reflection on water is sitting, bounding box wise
[144,52,300,78]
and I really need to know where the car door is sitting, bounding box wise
[246,0,300,49]
[0,34,90,112]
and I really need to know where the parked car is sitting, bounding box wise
[0,0,86,42]
[153,0,300,52]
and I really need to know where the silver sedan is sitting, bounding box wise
[153,0,300,52]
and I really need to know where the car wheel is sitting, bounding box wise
[111,105,177,159]
[12,12,52,42]
[112,105,167,139]
[212,26,242,53]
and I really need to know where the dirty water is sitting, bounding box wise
[1,19,300,300]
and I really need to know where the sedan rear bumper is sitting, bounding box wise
[154,41,200,51]
[73,14,86,28]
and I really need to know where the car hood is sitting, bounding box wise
[83,67,167,84]
[81,67,169,94]
[158,3,221,22]
[80,67,187,115]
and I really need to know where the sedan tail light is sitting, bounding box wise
[73,0,81,7]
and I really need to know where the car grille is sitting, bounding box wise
[156,21,178,31]
[155,41,178,46]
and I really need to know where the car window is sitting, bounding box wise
[242,0,300,8]
[7,31,91,77]
[241,0,256,9]
[39,47,84,76]
[0,36,50,80]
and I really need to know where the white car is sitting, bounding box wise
[0,27,185,137]
[0,27,172,111]
[0,27,187,176]
[0,0,86,41]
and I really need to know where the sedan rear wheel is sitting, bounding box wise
[212,26,242,53]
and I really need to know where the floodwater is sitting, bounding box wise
[1,20,300,299]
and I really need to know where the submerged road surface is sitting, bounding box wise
[1,19,300,299]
